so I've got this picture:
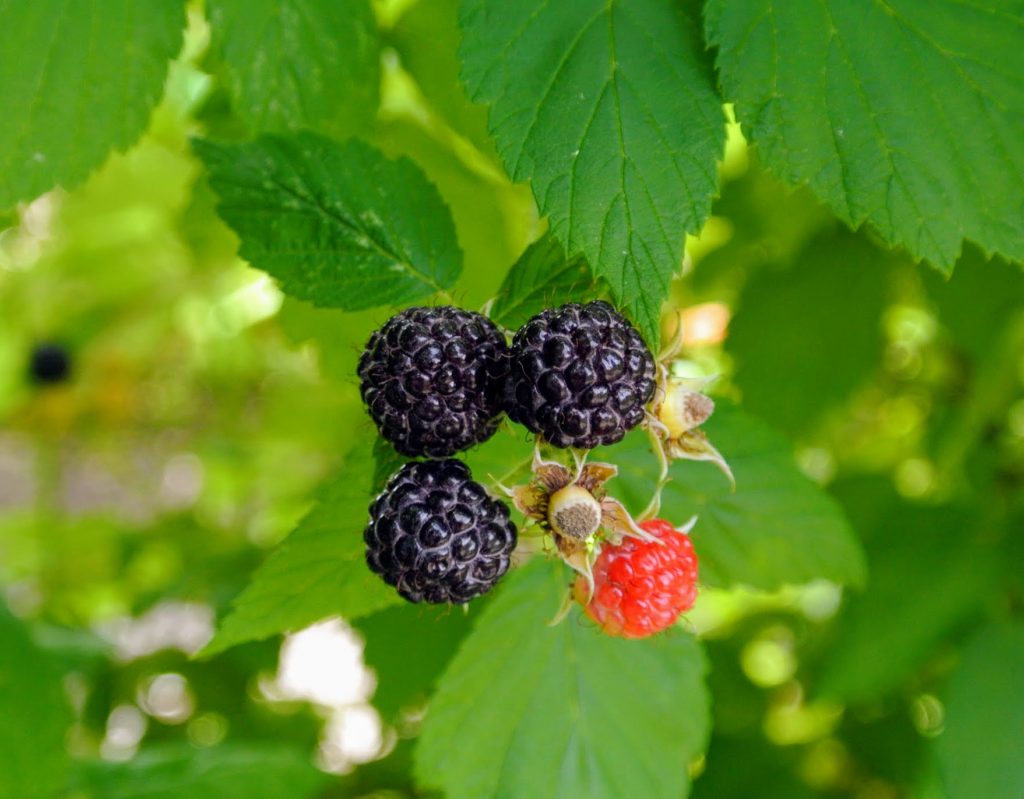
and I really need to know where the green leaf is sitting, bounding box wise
[415,559,710,799]
[605,405,866,589]
[372,115,534,309]
[727,231,892,437]
[489,233,603,330]
[372,437,407,495]
[201,437,402,657]
[207,0,379,138]
[705,0,1024,271]
[0,611,70,799]
[387,0,496,157]
[935,623,1024,799]
[815,504,999,703]
[68,744,326,799]
[195,133,461,310]
[459,0,725,345]
[0,0,184,208]
[354,603,474,720]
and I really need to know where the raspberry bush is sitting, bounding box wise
[1,1,1021,798]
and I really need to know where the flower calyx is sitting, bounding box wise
[642,323,734,513]
[501,446,655,597]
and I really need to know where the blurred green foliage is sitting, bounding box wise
[0,2,1021,799]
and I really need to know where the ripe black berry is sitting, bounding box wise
[364,460,517,604]
[504,301,656,449]
[28,343,72,385]
[358,306,509,458]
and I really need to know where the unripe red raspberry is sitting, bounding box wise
[574,518,698,638]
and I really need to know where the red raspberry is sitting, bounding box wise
[574,519,698,638]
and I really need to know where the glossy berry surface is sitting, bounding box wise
[365,460,517,604]
[575,519,698,638]
[503,301,655,449]
[29,343,72,385]
[358,306,509,458]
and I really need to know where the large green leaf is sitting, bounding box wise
[706,0,1024,272]
[0,611,70,799]
[415,559,710,799]
[201,437,402,657]
[459,0,725,345]
[728,231,892,437]
[815,504,999,703]
[0,0,184,208]
[606,406,866,589]
[924,247,1024,361]
[387,0,496,157]
[207,0,378,138]
[195,134,461,310]
[68,744,326,799]
[489,233,602,330]
[354,603,474,720]
[935,623,1024,799]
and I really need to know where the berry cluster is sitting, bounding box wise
[358,299,698,632]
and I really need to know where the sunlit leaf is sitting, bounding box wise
[706,0,1024,270]
[196,134,461,310]
[207,0,378,138]
[459,0,725,345]
[0,0,184,208]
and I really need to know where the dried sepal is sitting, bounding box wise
[503,480,549,520]
[555,533,597,600]
[600,497,661,544]
[667,428,734,487]
[646,369,734,490]
[576,461,617,494]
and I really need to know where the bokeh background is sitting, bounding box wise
[1,4,1022,799]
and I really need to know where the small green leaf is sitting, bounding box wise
[489,233,603,330]
[935,623,1024,799]
[201,437,402,657]
[706,0,1024,271]
[0,611,70,799]
[727,231,892,436]
[195,133,461,310]
[606,405,866,589]
[207,0,379,138]
[0,0,184,208]
[459,0,725,345]
[68,744,326,799]
[815,504,999,703]
[415,559,710,799]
